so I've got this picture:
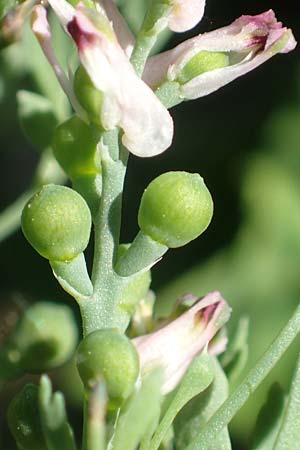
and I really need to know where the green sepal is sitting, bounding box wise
[51,252,93,300]
[155,80,183,109]
[17,90,58,152]
[250,383,286,450]
[221,317,249,384]
[39,375,77,450]
[7,383,48,450]
[148,351,215,450]
[112,369,163,450]
[174,357,232,450]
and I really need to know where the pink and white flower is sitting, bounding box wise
[133,291,230,394]
[32,0,173,158]
[143,10,297,99]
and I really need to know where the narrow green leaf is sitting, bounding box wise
[250,383,286,450]
[39,375,77,450]
[272,351,300,450]
[148,352,214,450]
[112,369,162,450]
[174,358,231,450]
[183,301,300,450]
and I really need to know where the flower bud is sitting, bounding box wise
[7,384,47,450]
[138,171,213,248]
[73,65,103,126]
[52,114,101,178]
[5,302,78,373]
[76,329,139,401]
[21,184,92,261]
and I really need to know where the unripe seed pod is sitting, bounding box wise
[21,184,91,261]
[138,171,213,248]
[176,50,230,85]
[74,65,103,125]
[76,329,139,401]
[53,115,100,178]
[7,384,48,450]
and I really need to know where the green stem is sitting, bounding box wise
[0,189,35,242]
[130,34,157,77]
[130,1,172,76]
[185,302,300,450]
[76,132,127,335]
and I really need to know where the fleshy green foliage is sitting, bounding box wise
[17,90,58,152]
[76,329,139,401]
[7,384,48,450]
[138,171,213,248]
[174,358,231,450]
[3,302,78,374]
[148,351,215,450]
[38,375,77,450]
[53,115,100,178]
[177,51,230,85]
[21,184,92,261]
[112,369,163,450]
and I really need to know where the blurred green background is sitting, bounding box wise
[0,0,300,449]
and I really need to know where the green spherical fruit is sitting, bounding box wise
[7,302,78,373]
[138,171,213,248]
[7,384,48,450]
[74,65,103,125]
[76,329,139,401]
[21,184,91,261]
[53,115,100,178]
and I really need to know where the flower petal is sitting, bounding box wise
[98,0,135,57]
[67,8,173,156]
[169,0,206,32]
[31,5,86,119]
[133,291,231,393]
